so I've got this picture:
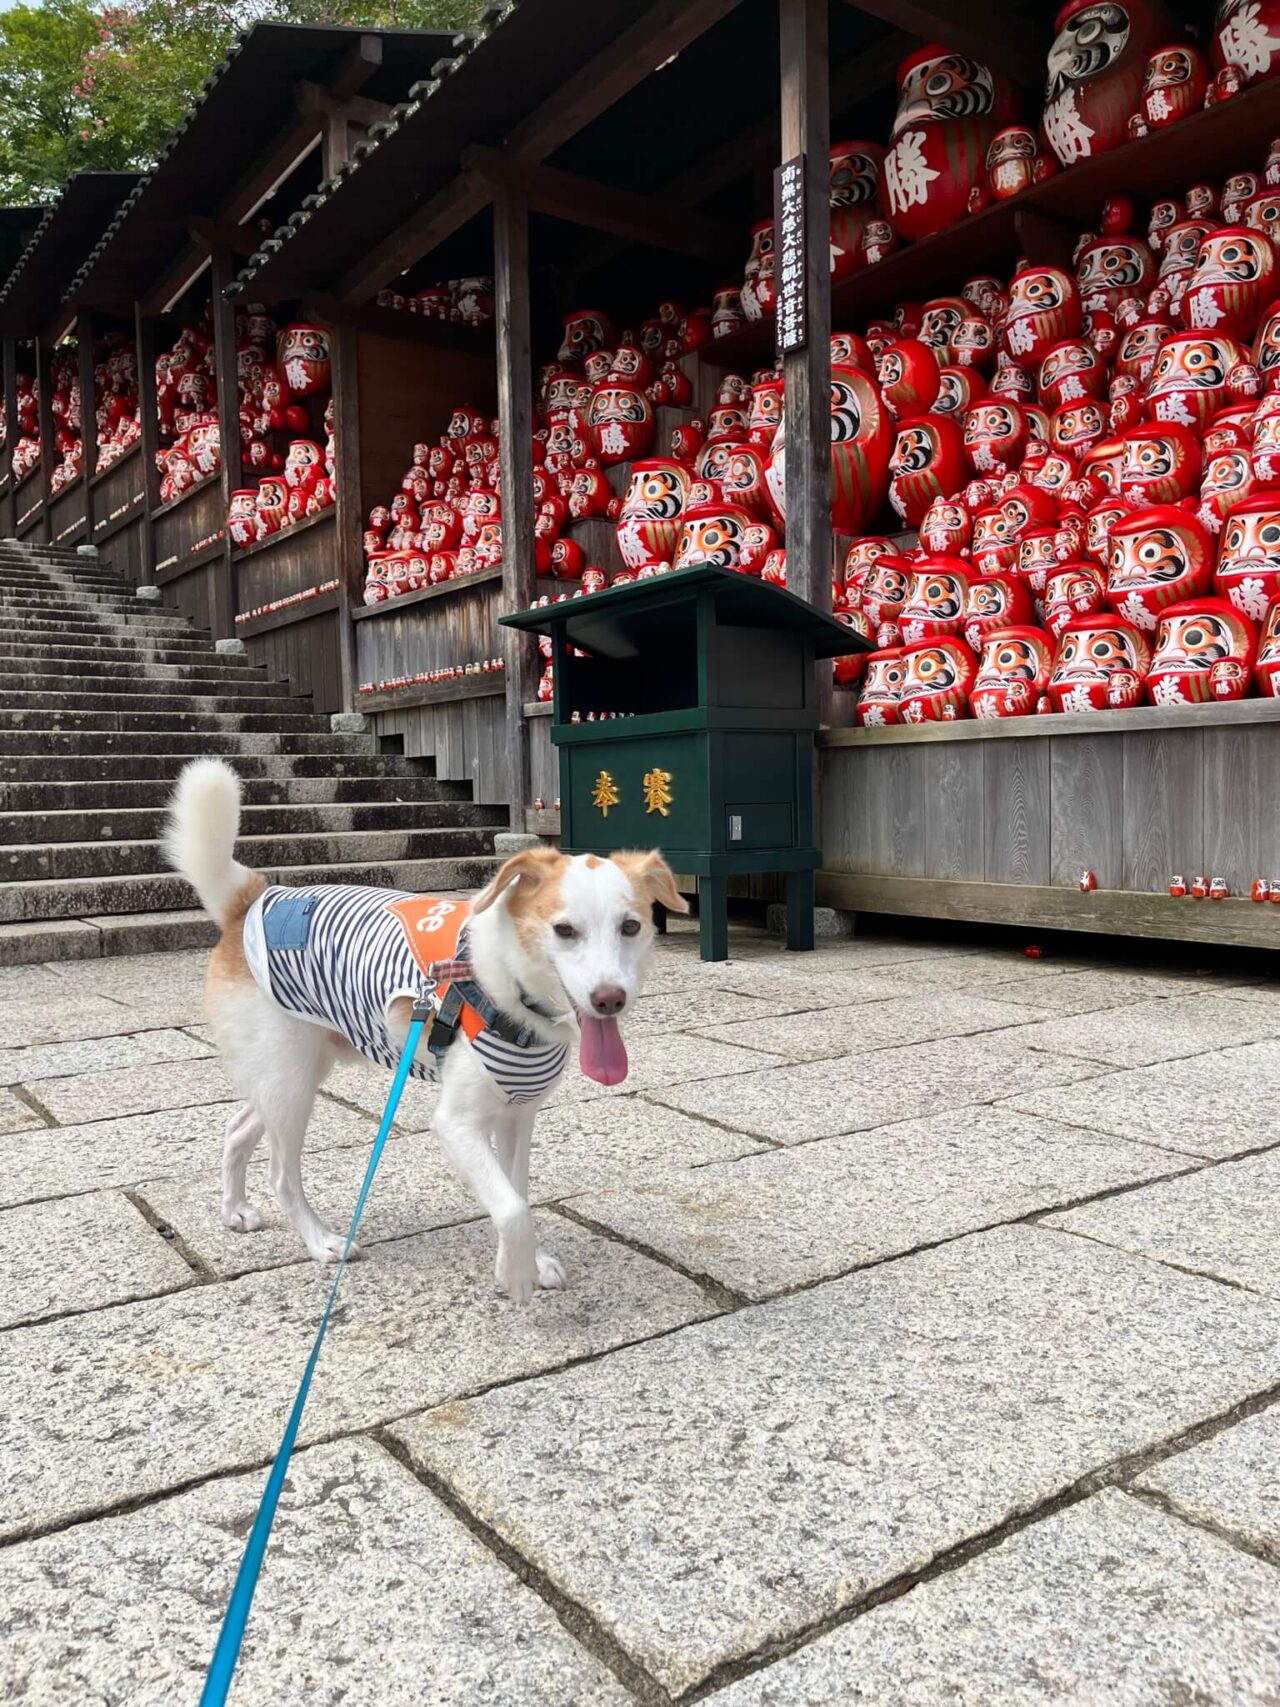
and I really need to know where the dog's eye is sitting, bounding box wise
[552,922,577,940]
[620,918,642,937]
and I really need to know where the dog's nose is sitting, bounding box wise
[589,985,627,1016]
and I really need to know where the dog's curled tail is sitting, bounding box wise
[164,758,256,928]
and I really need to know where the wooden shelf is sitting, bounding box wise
[356,673,505,713]
[231,504,335,563]
[703,78,1280,370]
[523,700,553,717]
[351,562,502,621]
[819,698,1280,748]
[150,471,220,522]
[155,537,225,584]
[234,586,341,637]
[347,302,496,355]
[90,442,142,489]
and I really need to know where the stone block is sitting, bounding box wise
[328,709,367,732]
[765,903,855,938]
[1012,996,1277,1069]
[0,1192,191,1329]
[24,1056,233,1124]
[134,585,161,601]
[1138,1408,1280,1560]
[214,637,247,655]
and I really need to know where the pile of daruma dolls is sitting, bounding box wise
[832,147,1280,726]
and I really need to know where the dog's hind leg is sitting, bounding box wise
[251,1023,351,1264]
[221,1103,266,1232]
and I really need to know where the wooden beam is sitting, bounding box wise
[494,187,535,824]
[76,310,97,541]
[134,306,161,582]
[330,318,361,709]
[838,0,1044,87]
[778,0,831,614]
[337,169,492,306]
[327,32,382,99]
[465,145,735,261]
[503,0,743,164]
[295,80,393,129]
[208,246,240,640]
[1,337,17,530]
[34,338,56,542]
[186,218,260,257]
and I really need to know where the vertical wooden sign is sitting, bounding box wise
[774,153,807,354]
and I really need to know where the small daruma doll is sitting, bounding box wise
[1197,447,1256,532]
[672,499,754,571]
[964,399,1027,475]
[1044,560,1108,636]
[1254,597,1280,695]
[920,496,972,554]
[862,555,913,629]
[1047,614,1152,711]
[970,625,1055,718]
[887,414,966,526]
[616,458,689,571]
[1043,0,1172,167]
[876,340,940,416]
[1146,597,1257,704]
[856,648,907,726]
[1003,265,1081,363]
[1215,496,1280,619]
[1106,505,1214,630]
[586,380,654,465]
[277,324,330,396]
[898,636,979,722]
[963,572,1035,650]
[829,141,884,281]
[1118,422,1202,504]
[1140,42,1210,128]
[1146,333,1247,429]
[898,556,971,642]
[1038,339,1108,408]
[1183,227,1276,339]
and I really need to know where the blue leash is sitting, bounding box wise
[200,998,431,1706]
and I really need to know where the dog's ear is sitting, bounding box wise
[611,849,691,914]
[472,846,564,914]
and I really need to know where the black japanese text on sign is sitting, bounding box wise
[774,154,807,355]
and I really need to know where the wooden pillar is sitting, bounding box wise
[494,187,535,829]
[35,337,56,544]
[2,337,18,535]
[208,245,240,639]
[134,305,161,583]
[331,318,361,708]
[76,311,98,543]
[778,0,831,613]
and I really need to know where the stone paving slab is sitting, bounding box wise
[695,989,1055,1064]
[393,1226,1280,1695]
[548,1030,783,1105]
[619,985,776,1037]
[652,1033,1096,1144]
[0,1212,715,1543]
[0,963,70,1001]
[18,1054,234,1123]
[141,1099,760,1279]
[0,1098,382,1210]
[50,947,208,1004]
[0,993,138,1049]
[716,1490,1280,1705]
[0,1025,212,1086]
[0,1086,40,1134]
[978,967,1257,1018]
[1049,1151,1280,1299]
[570,1108,1187,1299]
[1012,996,1277,1069]
[1138,1407,1280,1561]
[0,1436,630,1707]
[1005,1041,1280,1160]
[0,1190,191,1328]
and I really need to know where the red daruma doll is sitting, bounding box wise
[970,625,1055,718]
[1146,597,1258,705]
[1046,614,1153,711]
[879,44,1013,241]
[897,635,978,722]
[856,648,907,726]
[1106,505,1214,632]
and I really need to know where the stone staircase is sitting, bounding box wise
[0,542,505,965]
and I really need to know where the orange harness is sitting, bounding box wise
[385,894,487,1044]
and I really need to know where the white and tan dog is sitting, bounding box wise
[165,758,687,1303]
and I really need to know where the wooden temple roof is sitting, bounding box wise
[0,175,141,337]
[61,21,462,319]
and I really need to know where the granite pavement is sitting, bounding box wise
[2,922,1279,1704]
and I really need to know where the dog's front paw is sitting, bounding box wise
[536,1249,567,1291]
[222,1203,265,1233]
[494,1215,537,1305]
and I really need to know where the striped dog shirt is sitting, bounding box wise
[242,884,568,1104]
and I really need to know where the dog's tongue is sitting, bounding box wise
[578,1014,628,1085]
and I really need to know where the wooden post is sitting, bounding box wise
[76,311,97,544]
[2,337,18,535]
[208,245,241,639]
[35,337,56,544]
[331,318,361,709]
[494,186,535,829]
[134,305,161,584]
[778,0,831,613]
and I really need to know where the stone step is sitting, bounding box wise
[0,614,204,638]
[0,855,501,922]
[0,731,375,757]
[0,708,332,733]
[1,824,498,882]
[0,667,296,694]
[0,594,155,618]
[0,773,470,810]
[0,638,254,666]
[0,751,434,782]
[0,910,221,965]
[0,798,503,843]
[0,689,315,716]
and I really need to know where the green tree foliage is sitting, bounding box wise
[0,0,481,204]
